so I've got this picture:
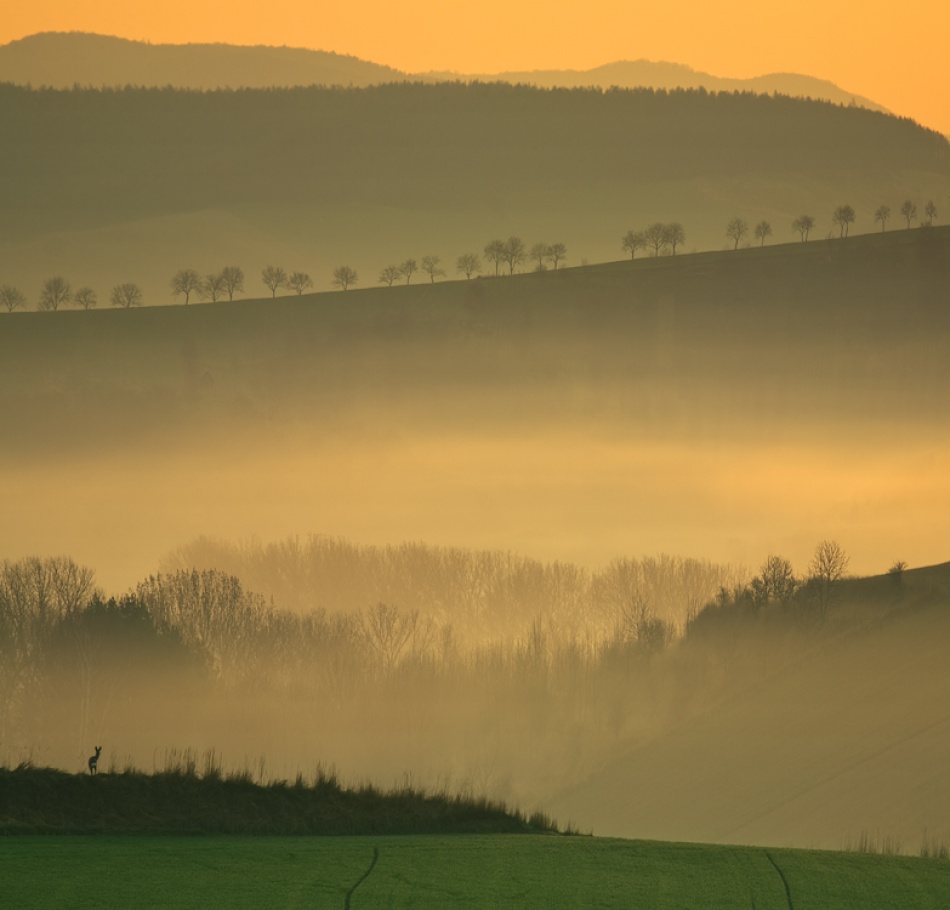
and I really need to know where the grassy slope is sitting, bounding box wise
[2,835,950,909]
[1,225,948,455]
[0,766,551,836]
[549,563,950,850]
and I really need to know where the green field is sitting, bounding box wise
[3,835,950,908]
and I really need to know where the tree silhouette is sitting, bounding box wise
[874,205,891,232]
[261,265,288,297]
[924,200,937,226]
[378,264,401,286]
[726,217,748,249]
[456,253,481,279]
[621,229,646,260]
[792,215,815,242]
[502,236,526,274]
[545,242,566,270]
[750,555,797,607]
[900,199,917,228]
[287,271,313,295]
[644,222,666,256]
[399,258,418,285]
[110,282,143,308]
[421,255,445,283]
[200,272,227,302]
[832,204,856,237]
[332,266,357,290]
[808,539,850,619]
[0,285,26,312]
[220,266,245,301]
[73,287,97,310]
[662,223,685,255]
[38,276,71,311]
[529,242,549,271]
[753,221,772,246]
[483,239,505,276]
[171,269,201,305]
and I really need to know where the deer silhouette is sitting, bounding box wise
[88,746,102,776]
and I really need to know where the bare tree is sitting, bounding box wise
[399,258,418,285]
[261,265,288,298]
[73,287,97,310]
[832,204,856,237]
[502,236,526,274]
[900,199,917,228]
[792,215,815,242]
[379,264,401,286]
[200,272,227,303]
[753,221,772,246]
[1,285,27,312]
[483,239,506,276]
[529,242,549,271]
[662,223,685,255]
[170,269,201,305]
[38,277,71,311]
[545,242,566,270]
[332,266,357,290]
[726,217,748,249]
[750,555,797,606]
[644,222,666,256]
[874,205,891,232]
[220,266,245,301]
[287,271,314,295]
[456,253,481,279]
[924,200,938,226]
[621,229,646,260]
[421,255,446,283]
[110,283,143,308]
[808,539,850,618]
[359,603,419,674]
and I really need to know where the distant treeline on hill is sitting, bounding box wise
[2,81,947,226]
[2,549,944,806]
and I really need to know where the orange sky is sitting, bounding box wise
[2,2,948,132]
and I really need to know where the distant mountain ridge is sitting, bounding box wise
[0,32,404,89]
[422,60,890,115]
[0,31,887,116]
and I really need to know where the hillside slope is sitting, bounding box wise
[1,227,948,589]
[548,564,950,849]
[0,80,947,309]
[424,59,888,114]
[0,32,405,89]
[0,33,887,114]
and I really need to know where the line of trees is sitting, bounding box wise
[3,197,942,313]
[1,538,874,798]
[621,223,685,259]
[0,277,144,312]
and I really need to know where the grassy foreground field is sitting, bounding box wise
[3,834,950,909]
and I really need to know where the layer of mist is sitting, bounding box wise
[5,553,949,850]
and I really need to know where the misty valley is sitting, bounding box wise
[2,62,950,902]
[6,535,950,852]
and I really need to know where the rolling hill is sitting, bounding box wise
[548,561,950,850]
[0,32,404,89]
[0,78,947,311]
[424,59,889,114]
[0,32,887,117]
[1,227,948,589]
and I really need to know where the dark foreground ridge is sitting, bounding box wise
[0,765,561,836]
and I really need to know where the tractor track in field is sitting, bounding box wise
[765,851,794,910]
[344,847,379,909]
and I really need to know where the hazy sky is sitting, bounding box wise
[3,0,949,134]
